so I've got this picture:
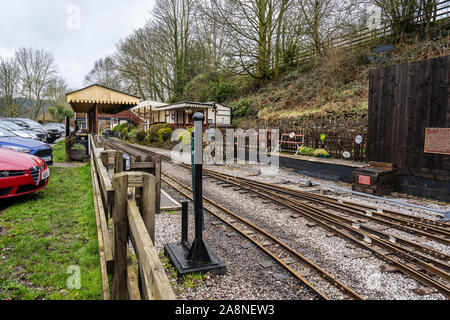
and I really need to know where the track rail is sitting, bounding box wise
[103,138,450,298]
[161,173,364,300]
[103,139,364,300]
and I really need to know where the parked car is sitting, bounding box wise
[3,118,49,142]
[0,128,53,165]
[43,124,62,142]
[44,123,65,139]
[0,120,45,141]
[0,148,49,199]
[48,123,66,132]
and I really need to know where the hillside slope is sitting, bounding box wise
[227,31,449,128]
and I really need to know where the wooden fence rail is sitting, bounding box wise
[90,135,175,300]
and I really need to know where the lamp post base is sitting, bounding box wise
[164,241,227,277]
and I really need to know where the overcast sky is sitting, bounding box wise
[0,0,156,90]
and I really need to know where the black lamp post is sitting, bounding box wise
[164,112,226,276]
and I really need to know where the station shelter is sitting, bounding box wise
[65,84,140,161]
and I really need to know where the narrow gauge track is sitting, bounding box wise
[103,138,450,298]
[162,173,365,300]
[103,139,364,300]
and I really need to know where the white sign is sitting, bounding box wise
[355,135,363,145]
[289,132,296,139]
[343,151,351,159]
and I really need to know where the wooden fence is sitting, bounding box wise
[219,127,367,161]
[296,0,450,64]
[90,135,175,300]
[367,55,450,181]
[278,128,367,161]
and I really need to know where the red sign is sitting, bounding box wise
[358,175,371,186]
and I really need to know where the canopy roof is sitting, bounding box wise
[66,84,140,114]
[154,101,231,112]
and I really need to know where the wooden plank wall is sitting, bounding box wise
[367,55,450,181]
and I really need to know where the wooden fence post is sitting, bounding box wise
[142,174,156,244]
[154,156,161,215]
[112,173,129,300]
[115,151,124,173]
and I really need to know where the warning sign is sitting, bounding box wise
[358,175,371,186]
[424,128,450,155]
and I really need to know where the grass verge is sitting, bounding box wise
[0,162,102,300]
[52,139,66,163]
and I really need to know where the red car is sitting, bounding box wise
[0,147,50,199]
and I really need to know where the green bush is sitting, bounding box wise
[142,135,152,145]
[298,147,315,156]
[120,127,128,139]
[127,130,137,142]
[314,149,329,158]
[178,127,194,144]
[113,123,127,132]
[207,80,236,103]
[157,127,173,142]
[136,130,147,142]
[149,123,171,142]
[149,123,171,136]
[230,97,256,118]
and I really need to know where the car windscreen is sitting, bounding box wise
[0,127,16,137]
[24,119,44,128]
[8,120,28,128]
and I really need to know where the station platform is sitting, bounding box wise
[160,189,181,211]
[243,151,367,183]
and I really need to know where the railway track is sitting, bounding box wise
[162,173,364,300]
[103,139,363,300]
[102,138,450,298]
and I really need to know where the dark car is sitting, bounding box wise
[44,124,62,142]
[3,118,49,142]
[0,128,53,165]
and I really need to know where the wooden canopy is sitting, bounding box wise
[66,84,140,114]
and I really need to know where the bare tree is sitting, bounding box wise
[15,47,57,120]
[84,57,125,92]
[0,56,21,117]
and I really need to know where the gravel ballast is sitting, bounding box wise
[136,144,449,300]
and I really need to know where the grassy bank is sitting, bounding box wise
[0,148,101,300]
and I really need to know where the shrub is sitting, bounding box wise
[230,97,256,118]
[142,135,152,145]
[158,127,173,142]
[314,149,329,158]
[136,130,147,142]
[127,130,137,142]
[120,127,128,139]
[149,123,171,142]
[178,127,194,144]
[207,80,236,103]
[299,147,315,156]
[149,123,171,136]
[113,123,135,133]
